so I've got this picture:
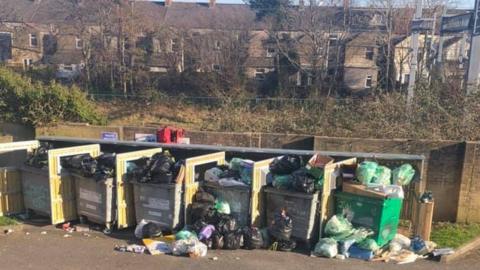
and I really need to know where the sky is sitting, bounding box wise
[154,0,475,9]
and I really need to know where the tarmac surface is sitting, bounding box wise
[1,223,479,270]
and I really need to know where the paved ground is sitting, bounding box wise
[1,223,479,270]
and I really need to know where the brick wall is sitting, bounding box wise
[457,142,480,223]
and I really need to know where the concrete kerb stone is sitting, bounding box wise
[440,235,480,263]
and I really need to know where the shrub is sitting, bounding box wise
[0,67,105,126]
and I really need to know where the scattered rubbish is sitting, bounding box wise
[17,213,29,220]
[432,248,454,257]
[62,222,74,233]
[143,238,172,255]
[4,229,13,235]
[335,254,346,260]
[25,232,30,235]
[83,233,91,237]
[390,250,418,264]
[63,234,72,238]
[114,244,146,254]
[389,234,411,254]
[312,238,338,258]
[268,209,293,241]
[74,224,90,233]
[134,219,163,239]
[347,244,374,261]
[40,231,47,235]
[210,256,218,261]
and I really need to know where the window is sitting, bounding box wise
[29,34,38,47]
[365,75,373,88]
[23,59,32,69]
[212,64,221,72]
[0,32,13,61]
[63,65,74,71]
[75,37,83,49]
[266,48,276,58]
[214,40,221,51]
[365,47,374,60]
[255,68,266,80]
[171,38,179,52]
[403,74,410,85]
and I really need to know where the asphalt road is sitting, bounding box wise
[1,224,479,270]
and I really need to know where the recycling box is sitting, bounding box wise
[335,191,403,247]
[265,187,320,245]
[132,182,183,232]
[73,174,115,230]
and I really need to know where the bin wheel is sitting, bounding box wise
[103,227,112,235]
[79,215,88,224]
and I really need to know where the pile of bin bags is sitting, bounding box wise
[352,161,416,198]
[130,189,297,257]
[268,154,327,194]
[126,152,183,184]
[313,215,440,263]
[24,142,52,168]
[61,153,116,182]
[204,158,253,186]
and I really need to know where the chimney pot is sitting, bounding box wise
[165,0,173,7]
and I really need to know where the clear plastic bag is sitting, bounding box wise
[313,238,338,258]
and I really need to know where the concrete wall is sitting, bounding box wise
[0,136,13,143]
[0,123,35,141]
[36,123,123,140]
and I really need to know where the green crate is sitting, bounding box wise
[335,192,403,247]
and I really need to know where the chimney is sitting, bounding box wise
[299,0,304,10]
[165,0,173,7]
[209,0,216,8]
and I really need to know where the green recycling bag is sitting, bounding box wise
[272,174,292,190]
[371,166,391,185]
[324,215,354,238]
[214,199,231,214]
[358,238,380,251]
[356,161,379,185]
[175,230,197,240]
[392,164,415,186]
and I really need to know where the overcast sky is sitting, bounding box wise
[156,0,475,9]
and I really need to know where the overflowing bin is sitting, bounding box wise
[335,191,403,247]
[21,144,101,224]
[265,187,320,246]
[184,153,273,227]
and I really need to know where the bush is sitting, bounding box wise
[0,67,105,126]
